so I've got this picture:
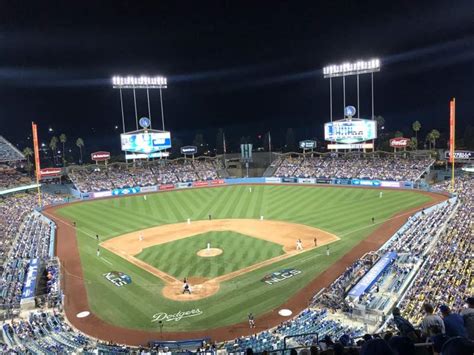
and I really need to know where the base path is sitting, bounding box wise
[42,187,448,345]
[100,219,338,301]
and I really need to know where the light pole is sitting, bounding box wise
[112,76,168,132]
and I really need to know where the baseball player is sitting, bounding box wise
[248,313,255,328]
[96,247,100,257]
[183,282,191,294]
[296,239,303,251]
[314,237,318,247]
[139,233,143,241]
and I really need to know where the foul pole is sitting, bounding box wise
[449,98,456,192]
[31,122,42,207]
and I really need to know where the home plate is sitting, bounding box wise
[76,311,90,318]
[278,309,292,317]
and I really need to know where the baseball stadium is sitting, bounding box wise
[1,4,474,354]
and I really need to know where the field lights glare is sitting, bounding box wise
[323,59,380,78]
[112,75,167,89]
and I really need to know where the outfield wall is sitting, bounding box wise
[77,177,416,200]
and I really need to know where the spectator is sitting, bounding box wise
[461,297,474,340]
[391,307,419,342]
[440,304,467,338]
[420,303,445,337]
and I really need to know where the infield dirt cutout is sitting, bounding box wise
[101,219,338,301]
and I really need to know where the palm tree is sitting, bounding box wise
[49,136,58,165]
[59,133,67,166]
[412,121,421,149]
[394,131,404,138]
[409,137,418,150]
[23,147,33,172]
[76,138,84,164]
[430,129,440,149]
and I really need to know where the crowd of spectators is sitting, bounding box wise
[398,176,473,328]
[0,164,34,191]
[69,158,223,193]
[0,193,63,314]
[273,155,434,181]
[0,136,24,163]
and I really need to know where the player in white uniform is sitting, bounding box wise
[296,239,303,251]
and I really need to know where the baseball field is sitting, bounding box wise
[51,184,437,337]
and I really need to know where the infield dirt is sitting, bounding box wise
[100,219,338,300]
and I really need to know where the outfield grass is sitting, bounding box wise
[136,231,285,278]
[56,185,432,331]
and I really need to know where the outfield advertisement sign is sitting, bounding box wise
[159,184,175,190]
[112,187,141,196]
[380,181,402,188]
[265,177,282,183]
[103,271,132,287]
[262,268,301,285]
[351,179,381,187]
[151,309,203,323]
[297,178,316,184]
[193,181,209,187]
[282,177,297,183]
[316,178,332,184]
[140,186,158,193]
[176,182,192,189]
[91,191,112,199]
[210,179,225,185]
[334,178,352,185]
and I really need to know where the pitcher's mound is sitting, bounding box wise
[197,248,223,257]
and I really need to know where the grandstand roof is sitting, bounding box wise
[0,135,25,162]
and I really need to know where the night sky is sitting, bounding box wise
[1,1,473,155]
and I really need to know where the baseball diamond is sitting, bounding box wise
[45,184,443,341]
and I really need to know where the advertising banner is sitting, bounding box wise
[389,137,409,148]
[121,131,171,153]
[299,140,317,149]
[327,143,374,150]
[91,151,111,161]
[91,191,112,199]
[351,179,381,187]
[380,181,402,188]
[297,178,316,184]
[125,152,169,159]
[210,179,225,185]
[21,259,40,300]
[140,186,158,193]
[445,150,473,161]
[281,177,297,183]
[112,187,141,196]
[176,182,192,189]
[193,181,209,187]
[40,168,62,178]
[265,177,282,184]
[180,146,198,155]
[316,178,332,184]
[333,178,352,185]
[348,252,397,299]
[159,184,175,190]
[324,119,377,143]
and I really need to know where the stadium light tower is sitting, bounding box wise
[323,59,380,121]
[111,75,168,132]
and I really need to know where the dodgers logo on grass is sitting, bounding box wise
[261,268,302,285]
[103,271,132,287]
[151,309,203,323]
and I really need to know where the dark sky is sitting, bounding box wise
[1,0,473,153]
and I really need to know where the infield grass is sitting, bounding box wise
[136,231,284,278]
[56,185,433,331]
